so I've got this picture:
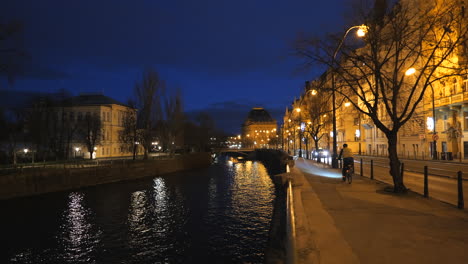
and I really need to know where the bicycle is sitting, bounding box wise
[344,163,354,184]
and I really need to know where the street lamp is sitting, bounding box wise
[405,67,437,159]
[429,83,438,159]
[75,147,80,158]
[330,24,367,168]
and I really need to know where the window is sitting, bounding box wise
[78,112,83,121]
[464,111,468,131]
[452,78,459,94]
[69,112,75,121]
[443,114,448,130]
[463,75,468,92]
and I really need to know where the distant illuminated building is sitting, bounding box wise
[242,108,277,148]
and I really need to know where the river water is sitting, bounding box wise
[0,158,277,263]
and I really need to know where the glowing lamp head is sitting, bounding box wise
[405,68,416,76]
[357,25,368,37]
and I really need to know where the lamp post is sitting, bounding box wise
[429,84,438,159]
[330,24,367,168]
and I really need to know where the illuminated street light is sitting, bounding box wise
[329,24,367,168]
[356,25,368,37]
[405,67,416,76]
[344,102,351,107]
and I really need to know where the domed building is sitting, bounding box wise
[242,107,278,148]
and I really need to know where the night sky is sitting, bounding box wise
[2,0,348,134]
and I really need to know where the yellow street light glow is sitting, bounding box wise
[405,67,416,76]
[323,114,327,117]
[288,119,291,122]
[311,89,317,95]
[344,102,351,107]
[295,108,301,113]
[357,27,367,37]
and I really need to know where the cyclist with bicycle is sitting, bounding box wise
[338,144,354,182]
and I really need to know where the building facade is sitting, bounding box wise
[284,0,468,160]
[56,94,139,159]
[242,107,278,148]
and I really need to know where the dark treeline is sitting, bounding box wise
[0,70,229,165]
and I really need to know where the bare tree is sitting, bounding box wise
[134,69,164,159]
[195,112,216,151]
[120,101,139,160]
[296,0,468,192]
[303,81,333,161]
[1,108,25,164]
[77,113,101,160]
[163,90,185,154]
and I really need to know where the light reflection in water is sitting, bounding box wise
[128,190,149,250]
[58,192,101,263]
[3,157,275,263]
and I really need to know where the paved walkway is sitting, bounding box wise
[290,158,468,264]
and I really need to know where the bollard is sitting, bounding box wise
[360,158,363,177]
[424,166,428,198]
[370,160,374,180]
[458,171,464,209]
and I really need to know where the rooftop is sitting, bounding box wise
[244,107,276,124]
[62,93,129,107]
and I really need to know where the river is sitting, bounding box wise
[0,157,277,263]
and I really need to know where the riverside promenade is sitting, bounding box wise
[290,158,468,264]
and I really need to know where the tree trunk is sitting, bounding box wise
[386,132,407,193]
[314,140,320,163]
[143,147,149,160]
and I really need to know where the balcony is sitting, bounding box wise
[425,92,468,109]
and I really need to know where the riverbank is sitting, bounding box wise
[0,152,211,200]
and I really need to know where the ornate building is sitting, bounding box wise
[285,0,468,160]
[242,107,278,148]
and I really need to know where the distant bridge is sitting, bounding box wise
[215,148,255,157]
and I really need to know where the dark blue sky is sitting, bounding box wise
[2,0,348,134]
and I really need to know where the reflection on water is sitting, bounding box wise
[1,158,275,263]
[58,192,102,263]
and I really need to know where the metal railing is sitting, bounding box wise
[285,178,297,264]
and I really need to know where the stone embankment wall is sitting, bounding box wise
[0,153,211,200]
